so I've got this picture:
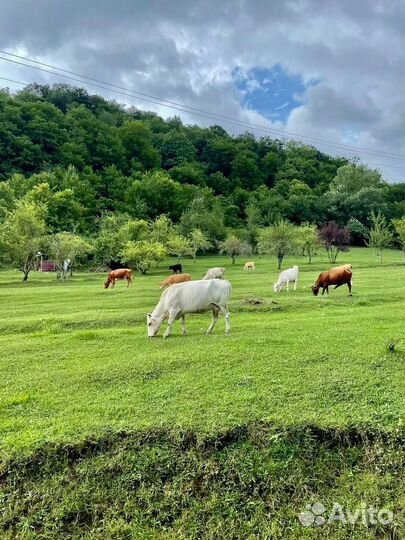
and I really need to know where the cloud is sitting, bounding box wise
[0,0,403,181]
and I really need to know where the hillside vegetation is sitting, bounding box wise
[1,83,404,241]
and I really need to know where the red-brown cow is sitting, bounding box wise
[312,264,353,296]
[159,273,192,289]
[104,268,133,289]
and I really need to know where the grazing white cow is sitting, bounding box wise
[146,279,232,338]
[244,261,255,271]
[203,267,226,280]
[274,266,299,293]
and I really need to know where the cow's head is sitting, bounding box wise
[146,313,164,337]
[273,282,281,293]
[311,285,320,296]
[104,278,111,289]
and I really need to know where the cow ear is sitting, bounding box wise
[144,312,151,317]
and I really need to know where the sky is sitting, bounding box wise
[0,0,404,182]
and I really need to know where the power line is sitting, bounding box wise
[1,74,403,174]
[1,50,404,163]
[3,55,314,150]
[2,50,405,161]
[0,76,26,86]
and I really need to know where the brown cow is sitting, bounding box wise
[104,268,133,289]
[312,264,353,296]
[159,273,192,290]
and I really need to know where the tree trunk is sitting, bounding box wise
[277,255,283,270]
[231,255,235,264]
[329,247,338,263]
[308,254,312,264]
[22,261,31,281]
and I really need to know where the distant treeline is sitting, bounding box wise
[0,82,403,240]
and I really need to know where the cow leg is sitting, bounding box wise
[294,278,297,291]
[206,308,220,334]
[347,281,352,296]
[219,306,231,335]
[111,279,115,289]
[180,315,187,336]
[163,310,180,338]
[286,280,289,292]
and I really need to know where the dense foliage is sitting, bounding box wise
[0,83,404,275]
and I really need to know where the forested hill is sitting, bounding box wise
[0,83,404,238]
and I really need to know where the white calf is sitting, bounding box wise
[274,266,299,293]
[203,267,225,280]
[244,261,255,271]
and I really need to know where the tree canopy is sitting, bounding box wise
[0,83,403,271]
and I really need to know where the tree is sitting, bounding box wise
[297,223,320,263]
[330,164,383,195]
[392,217,405,257]
[180,197,226,243]
[347,217,369,246]
[230,150,262,190]
[318,221,350,263]
[0,201,46,280]
[149,215,176,244]
[47,232,92,279]
[219,234,251,264]
[258,220,298,270]
[168,162,206,186]
[367,211,393,263]
[166,234,192,261]
[243,202,262,252]
[121,241,166,274]
[158,131,197,169]
[93,214,148,268]
[125,171,196,221]
[189,229,211,262]
[118,121,160,173]
[94,213,131,268]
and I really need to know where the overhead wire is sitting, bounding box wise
[0,74,403,172]
[1,50,404,163]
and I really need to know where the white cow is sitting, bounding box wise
[244,261,255,271]
[273,266,299,293]
[146,279,232,338]
[203,267,226,280]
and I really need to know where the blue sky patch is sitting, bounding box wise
[233,64,315,123]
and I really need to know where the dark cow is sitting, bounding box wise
[169,264,182,274]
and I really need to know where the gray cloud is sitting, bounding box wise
[0,0,403,181]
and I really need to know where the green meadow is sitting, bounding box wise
[1,248,405,539]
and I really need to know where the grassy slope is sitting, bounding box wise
[1,248,404,454]
[1,248,405,539]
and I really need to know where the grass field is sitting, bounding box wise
[1,248,405,539]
